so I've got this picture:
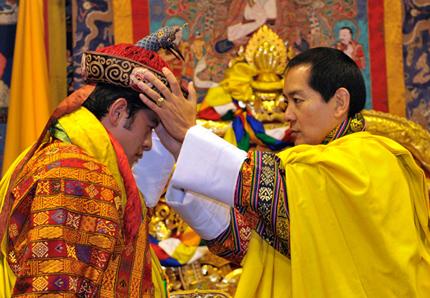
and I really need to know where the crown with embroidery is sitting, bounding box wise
[81,25,187,96]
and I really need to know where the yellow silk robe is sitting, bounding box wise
[236,132,430,297]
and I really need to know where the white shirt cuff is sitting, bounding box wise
[133,133,175,207]
[166,186,231,240]
[170,125,247,206]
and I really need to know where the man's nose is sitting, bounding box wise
[284,105,296,123]
[142,134,153,151]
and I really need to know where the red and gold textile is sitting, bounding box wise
[206,207,258,264]
[1,104,165,297]
[8,141,122,296]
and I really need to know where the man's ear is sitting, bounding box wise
[333,87,350,119]
[106,98,128,127]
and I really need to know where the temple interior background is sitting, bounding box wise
[0,0,429,171]
[0,1,429,295]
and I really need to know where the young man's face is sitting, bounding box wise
[283,65,342,145]
[110,109,158,166]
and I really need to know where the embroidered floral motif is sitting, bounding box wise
[6,141,152,297]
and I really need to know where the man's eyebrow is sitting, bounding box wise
[286,90,305,97]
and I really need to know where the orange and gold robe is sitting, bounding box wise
[1,106,166,297]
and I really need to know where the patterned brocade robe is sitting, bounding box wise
[207,148,290,262]
[1,107,165,297]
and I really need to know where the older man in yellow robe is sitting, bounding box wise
[136,47,430,297]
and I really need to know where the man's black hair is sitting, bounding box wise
[286,47,366,117]
[82,83,149,122]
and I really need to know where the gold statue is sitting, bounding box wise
[246,25,289,122]
[200,25,295,127]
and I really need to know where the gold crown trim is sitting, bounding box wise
[81,51,168,91]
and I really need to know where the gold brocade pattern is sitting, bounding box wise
[362,109,430,176]
[6,141,153,297]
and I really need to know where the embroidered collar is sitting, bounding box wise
[322,112,366,145]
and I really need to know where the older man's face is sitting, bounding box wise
[283,65,341,145]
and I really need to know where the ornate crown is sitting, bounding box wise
[81,26,188,97]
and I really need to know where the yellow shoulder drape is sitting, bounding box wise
[236,132,430,297]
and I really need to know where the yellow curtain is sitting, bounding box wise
[2,0,51,174]
[384,0,406,117]
[47,0,67,108]
[112,0,133,44]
